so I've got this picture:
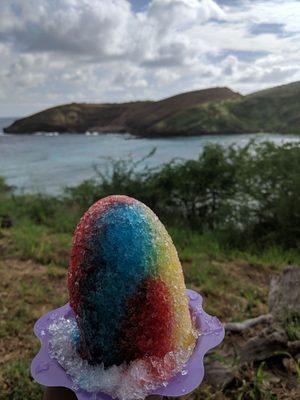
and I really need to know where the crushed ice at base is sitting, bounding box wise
[48,317,195,400]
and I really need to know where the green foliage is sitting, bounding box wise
[0,141,299,266]
[283,313,300,341]
[0,176,12,195]
[64,149,158,210]
[1,140,299,399]
[7,220,70,266]
[1,360,43,400]
[233,141,300,248]
[146,144,237,228]
[157,81,300,135]
[238,246,300,267]
[144,141,299,250]
[234,363,278,400]
[3,193,79,233]
[156,100,246,134]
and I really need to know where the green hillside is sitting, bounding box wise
[154,81,300,135]
[4,81,300,136]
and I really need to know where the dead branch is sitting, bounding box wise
[225,314,273,333]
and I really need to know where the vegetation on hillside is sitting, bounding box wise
[5,81,300,136]
[1,141,300,399]
[4,87,239,134]
[157,82,300,135]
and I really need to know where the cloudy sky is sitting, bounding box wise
[1,0,300,117]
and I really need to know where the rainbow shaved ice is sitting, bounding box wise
[48,196,197,400]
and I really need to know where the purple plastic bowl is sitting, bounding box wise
[31,289,224,400]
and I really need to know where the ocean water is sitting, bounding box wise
[0,117,299,194]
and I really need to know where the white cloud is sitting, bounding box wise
[153,69,181,85]
[221,55,239,76]
[146,0,225,30]
[0,0,300,116]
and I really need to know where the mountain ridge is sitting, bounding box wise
[4,82,300,136]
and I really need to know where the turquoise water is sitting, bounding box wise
[0,117,299,194]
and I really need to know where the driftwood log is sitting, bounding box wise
[204,266,300,388]
[268,266,300,319]
[238,266,300,363]
[225,314,273,333]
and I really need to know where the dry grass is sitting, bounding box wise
[0,254,274,399]
[0,258,67,399]
[0,243,298,399]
